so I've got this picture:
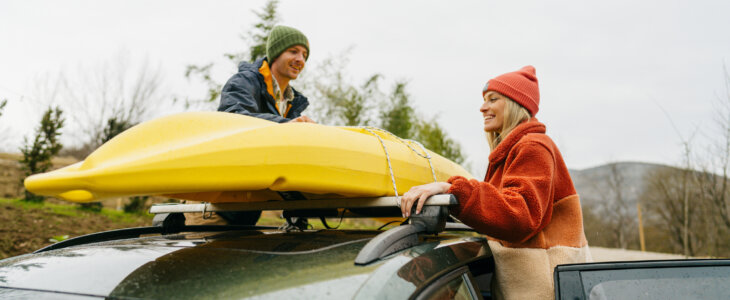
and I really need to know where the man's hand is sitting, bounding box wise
[289,115,316,123]
[400,182,451,217]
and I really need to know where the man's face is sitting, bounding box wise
[271,45,307,81]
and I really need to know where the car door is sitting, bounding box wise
[554,259,730,300]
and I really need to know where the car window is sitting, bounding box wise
[424,273,476,300]
[416,267,479,300]
[580,266,730,300]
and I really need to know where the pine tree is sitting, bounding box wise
[415,118,465,164]
[380,82,416,138]
[186,0,280,104]
[20,106,65,202]
[247,0,280,62]
[0,99,7,118]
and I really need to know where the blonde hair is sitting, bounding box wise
[486,93,531,150]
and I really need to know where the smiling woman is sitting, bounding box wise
[481,91,531,150]
[401,66,591,299]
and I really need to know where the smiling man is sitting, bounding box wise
[208,25,314,226]
[219,25,314,123]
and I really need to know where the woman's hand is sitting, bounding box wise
[400,182,451,217]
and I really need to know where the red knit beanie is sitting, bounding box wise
[482,66,540,116]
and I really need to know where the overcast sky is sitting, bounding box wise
[1,0,729,176]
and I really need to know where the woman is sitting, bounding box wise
[401,66,591,299]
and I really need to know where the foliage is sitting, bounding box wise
[587,163,636,249]
[301,56,465,163]
[380,82,416,138]
[640,166,730,257]
[100,117,135,144]
[185,0,279,105]
[304,54,381,126]
[0,99,6,118]
[374,81,463,163]
[19,107,65,202]
[79,202,103,212]
[124,196,149,214]
[636,68,730,257]
[246,0,280,62]
[414,118,465,164]
[49,235,69,243]
[184,64,221,104]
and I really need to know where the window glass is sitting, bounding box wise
[581,266,729,300]
[424,274,475,300]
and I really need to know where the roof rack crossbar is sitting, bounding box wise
[149,194,457,215]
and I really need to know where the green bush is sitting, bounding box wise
[19,106,65,202]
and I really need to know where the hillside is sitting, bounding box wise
[570,161,674,215]
[0,198,152,259]
[0,153,78,199]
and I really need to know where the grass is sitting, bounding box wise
[0,197,152,259]
[1,198,150,223]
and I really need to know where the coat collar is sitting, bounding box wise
[488,118,546,165]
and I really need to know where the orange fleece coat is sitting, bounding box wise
[447,119,591,300]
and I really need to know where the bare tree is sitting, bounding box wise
[648,165,728,256]
[705,65,730,229]
[61,53,163,157]
[588,163,636,249]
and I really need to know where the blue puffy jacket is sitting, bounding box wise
[218,57,309,123]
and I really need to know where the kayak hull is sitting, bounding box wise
[24,112,473,203]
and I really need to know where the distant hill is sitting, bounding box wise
[569,161,676,215]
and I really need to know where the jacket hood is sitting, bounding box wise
[238,57,267,72]
[488,118,546,164]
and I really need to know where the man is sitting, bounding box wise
[207,25,314,226]
[219,25,315,124]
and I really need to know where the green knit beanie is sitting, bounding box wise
[266,25,309,63]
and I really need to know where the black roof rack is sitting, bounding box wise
[38,194,476,260]
[149,195,456,214]
[149,194,475,264]
[355,201,459,265]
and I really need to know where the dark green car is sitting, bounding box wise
[0,196,496,299]
[1,196,729,299]
[0,225,492,299]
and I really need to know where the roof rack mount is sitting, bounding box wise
[149,194,457,215]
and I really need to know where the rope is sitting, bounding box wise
[409,139,438,182]
[357,126,439,207]
[362,128,400,207]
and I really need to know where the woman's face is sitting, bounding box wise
[480,91,505,133]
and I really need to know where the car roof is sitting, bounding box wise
[0,228,490,299]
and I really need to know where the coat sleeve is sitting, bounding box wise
[218,73,290,123]
[447,141,556,243]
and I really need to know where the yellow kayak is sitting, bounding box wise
[24,112,473,203]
